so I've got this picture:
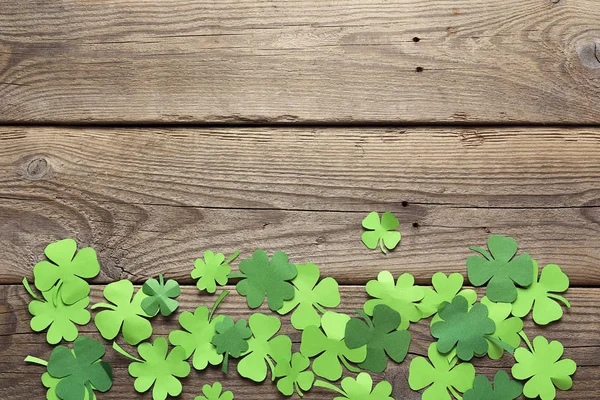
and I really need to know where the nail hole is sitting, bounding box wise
[412,37,420,43]
[412,222,419,228]
[402,201,408,207]
[415,67,424,73]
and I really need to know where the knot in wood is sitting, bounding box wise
[576,41,600,69]
[25,157,49,180]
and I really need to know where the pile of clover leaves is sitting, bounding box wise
[22,212,576,400]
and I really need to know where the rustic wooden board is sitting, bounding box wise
[1,285,598,399]
[1,1,600,124]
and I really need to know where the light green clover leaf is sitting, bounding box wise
[33,239,100,305]
[364,271,424,330]
[300,311,366,381]
[467,235,534,303]
[481,296,523,360]
[409,343,475,400]
[418,272,477,318]
[192,250,239,293]
[277,263,340,330]
[463,370,522,400]
[237,313,292,382]
[141,274,180,317]
[511,335,577,400]
[315,372,394,400]
[274,353,315,397]
[512,261,571,325]
[211,316,252,374]
[361,212,401,253]
[195,382,234,400]
[92,280,153,345]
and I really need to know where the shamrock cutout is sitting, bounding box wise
[25,279,90,345]
[211,316,252,373]
[274,353,315,397]
[47,336,112,400]
[361,212,401,253]
[409,343,475,400]
[364,271,424,330]
[345,305,410,373]
[512,261,571,325]
[431,296,496,360]
[315,372,394,400]
[192,250,239,293]
[233,250,297,311]
[92,279,153,345]
[277,263,341,330]
[464,371,522,400]
[418,272,477,318]
[168,290,228,370]
[237,313,292,382]
[114,337,191,400]
[300,311,366,381]
[195,382,234,400]
[42,372,97,400]
[467,235,534,303]
[33,239,100,305]
[511,335,577,400]
[141,274,180,317]
[481,296,523,360]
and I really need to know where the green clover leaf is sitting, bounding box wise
[211,316,252,373]
[192,250,239,293]
[464,370,522,400]
[195,382,234,400]
[512,261,571,325]
[481,296,523,360]
[300,311,366,381]
[316,372,394,400]
[47,336,112,400]
[237,313,292,382]
[25,280,90,345]
[467,235,534,303]
[364,271,424,330]
[92,280,153,345]
[409,343,475,400]
[418,272,477,318]
[168,290,228,370]
[277,263,340,330]
[345,305,410,373]
[33,239,100,305]
[511,336,577,400]
[42,372,97,400]
[233,250,298,311]
[274,353,315,397]
[361,212,401,253]
[141,274,181,317]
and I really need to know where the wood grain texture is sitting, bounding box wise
[1,0,600,124]
[1,285,598,399]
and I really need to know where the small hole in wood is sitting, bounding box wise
[402,201,408,207]
[412,222,419,228]
[415,67,424,73]
[412,37,420,42]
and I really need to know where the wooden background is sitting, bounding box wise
[1,1,599,399]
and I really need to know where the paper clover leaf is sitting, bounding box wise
[464,371,523,400]
[364,271,424,330]
[234,250,298,311]
[409,343,475,400]
[33,239,100,305]
[300,311,366,381]
[481,296,523,359]
[274,353,315,397]
[431,296,496,360]
[418,272,477,318]
[277,263,340,330]
[195,382,234,400]
[47,336,112,400]
[92,279,153,345]
[211,316,252,373]
[361,212,401,253]
[141,274,180,317]
[238,313,292,382]
[42,372,97,400]
[345,305,410,373]
[315,372,394,400]
[511,336,577,400]
[25,280,90,345]
[192,250,239,293]
[512,261,570,325]
[467,235,534,303]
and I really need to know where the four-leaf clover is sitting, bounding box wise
[361,212,401,253]
[211,316,252,373]
[192,250,239,293]
[418,272,477,318]
[316,372,394,400]
[141,274,181,317]
[274,353,315,397]
[464,370,522,400]
[195,382,234,400]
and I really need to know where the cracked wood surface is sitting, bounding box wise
[1,0,600,124]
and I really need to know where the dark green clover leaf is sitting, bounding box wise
[464,371,522,400]
[141,274,180,317]
[274,353,315,397]
[467,235,534,303]
[211,316,252,373]
[345,305,410,373]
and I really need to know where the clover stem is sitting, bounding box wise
[314,303,327,315]
[209,290,230,321]
[294,382,304,397]
[518,330,534,353]
[159,274,164,286]
[340,356,360,373]
[22,278,40,301]
[225,250,241,265]
[112,342,143,362]
[485,335,515,355]
[227,272,246,279]
[547,293,571,308]
[85,382,94,400]
[91,302,117,311]
[448,386,463,400]
[222,353,229,374]
[468,246,493,261]
[266,356,276,380]
[24,356,48,366]
[314,380,346,396]
[379,240,387,254]
[355,309,374,329]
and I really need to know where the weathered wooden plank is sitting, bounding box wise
[1,286,598,399]
[1,1,599,124]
